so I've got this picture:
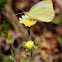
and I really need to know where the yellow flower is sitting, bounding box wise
[25,40,34,50]
[19,15,36,27]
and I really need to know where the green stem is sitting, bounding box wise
[31,52,33,58]
[28,27,33,62]
[28,27,31,40]
[10,45,16,62]
[30,52,33,62]
[28,27,30,35]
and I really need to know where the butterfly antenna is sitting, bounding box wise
[16,6,25,13]
[14,6,25,16]
[14,12,25,16]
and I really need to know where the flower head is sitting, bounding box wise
[6,29,14,45]
[19,15,36,27]
[25,40,34,50]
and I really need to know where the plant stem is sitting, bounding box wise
[28,27,30,35]
[10,45,17,62]
[28,27,31,40]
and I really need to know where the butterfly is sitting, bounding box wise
[25,0,55,22]
[18,0,55,27]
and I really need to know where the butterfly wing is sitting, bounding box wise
[28,0,55,22]
[29,0,53,12]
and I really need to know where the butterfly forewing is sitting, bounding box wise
[28,0,54,22]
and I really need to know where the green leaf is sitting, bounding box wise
[13,52,16,56]
[4,58,12,62]
[58,36,62,43]
[0,53,12,62]
[1,21,9,32]
[35,37,41,45]
[1,32,8,38]
[0,53,4,62]
[21,42,26,48]
[0,0,6,10]
[9,56,16,62]
[52,17,62,24]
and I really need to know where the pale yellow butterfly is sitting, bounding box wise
[17,0,55,22]
[26,0,55,22]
